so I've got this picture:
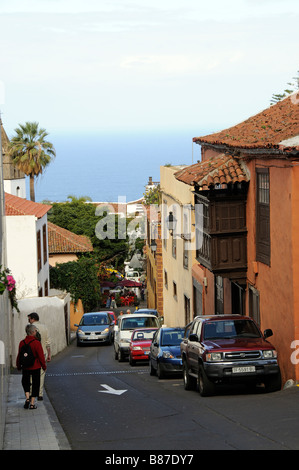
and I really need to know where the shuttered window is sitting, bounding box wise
[256,169,270,265]
[37,230,42,272]
[43,224,47,264]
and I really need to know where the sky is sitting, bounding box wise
[0,0,299,138]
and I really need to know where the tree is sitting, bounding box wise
[48,198,130,267]
[8,121,56,201]
[50,257,101,311]
[143,184,161,205]
[270,70,299,105]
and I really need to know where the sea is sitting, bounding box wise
[30,129,212,204]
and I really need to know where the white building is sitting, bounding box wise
[5,192,52,298]
[1,122,26,198]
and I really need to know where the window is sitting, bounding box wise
[164,270,168,289]
[183,212,189,269]
[184,294,191,325]
[37,230,42,272]
[173,281,177,299]
[43,224,47,264]
[256,169,270,265]
[44,279,49,297]
[215,276,224,315]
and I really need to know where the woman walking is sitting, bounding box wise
[16,324,47,409]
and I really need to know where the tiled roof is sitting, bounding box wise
[193,93,299,151]
[5,192,52,218]
[48,221,93,254]
[175,154,249,190]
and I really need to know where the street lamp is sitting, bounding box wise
[166,211,177,236]
[150,240,157,252]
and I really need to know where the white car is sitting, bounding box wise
[125,271,142,283]
[114,313,160,361]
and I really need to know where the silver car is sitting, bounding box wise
[75,312,114,346]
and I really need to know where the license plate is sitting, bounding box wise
[232,366,255,373]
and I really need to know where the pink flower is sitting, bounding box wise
[6,275,15,292]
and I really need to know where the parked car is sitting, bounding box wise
[114,313,160,361]
[125,271,141,282]
[106,311,117,325]
[106,311,118,340]
[129,328,158,366]
[149,327,185,379]
[75,312,114,346]
[181,315,282,396]
[135,308,159,317]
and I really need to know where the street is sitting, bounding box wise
[45,339,299,451]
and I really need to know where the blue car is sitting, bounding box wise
[135,308,159,317]
[149,327,184,379]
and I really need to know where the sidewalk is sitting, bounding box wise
[2,300,150,451]
[3,373,71,450]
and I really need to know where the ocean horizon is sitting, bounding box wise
[28,128,214,204]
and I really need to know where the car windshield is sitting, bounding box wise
[81,315,109,326]
[132,329,157,341]
[121,317,158,330]
[203,319,261,340]
[161,329,184,346]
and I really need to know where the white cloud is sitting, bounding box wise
[0,1,298,134]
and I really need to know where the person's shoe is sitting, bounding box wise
[37,396,43,401]
[24,399,30,409]
[29,404,37,409]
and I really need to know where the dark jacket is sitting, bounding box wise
[16,335,47,371]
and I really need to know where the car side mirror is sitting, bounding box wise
[74,324,79,327]
[189,333,198,342]
[114,325,118,332]
[264,328,273,339]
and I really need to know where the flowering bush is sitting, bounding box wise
[0,265,19,312]
[119,295,136,306]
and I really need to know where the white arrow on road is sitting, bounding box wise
[98,384,127,396]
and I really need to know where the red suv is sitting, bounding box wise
[181,315,281,396]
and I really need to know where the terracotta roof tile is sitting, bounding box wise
[175,154,249,190]
[193,93,299,151]
[5,192,52,218]
[48,221,93,254]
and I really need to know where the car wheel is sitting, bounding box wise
[198,365,215,397]
[149,359,156,376]
[114,347,118,360]
[76,339,82,347]
[106,334,112,345]
[129,355,135,366]
[183,361,196,390]
[118,348,124,362]
[264,370,282,393]
[157,362,164,379]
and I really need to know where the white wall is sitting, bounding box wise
[11,294,70,367]
[36,215,50,295]
[4,179,26,199]
[5,214,50,299]
[6,215,37,298]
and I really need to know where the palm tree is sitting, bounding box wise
[8,122,56,201]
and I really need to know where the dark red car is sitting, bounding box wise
[129,328,158,366]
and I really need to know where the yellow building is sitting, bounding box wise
[160,165,196,327]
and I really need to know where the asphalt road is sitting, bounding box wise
[45,339,299,451]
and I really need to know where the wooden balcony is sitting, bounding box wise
[195,189,247,280]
